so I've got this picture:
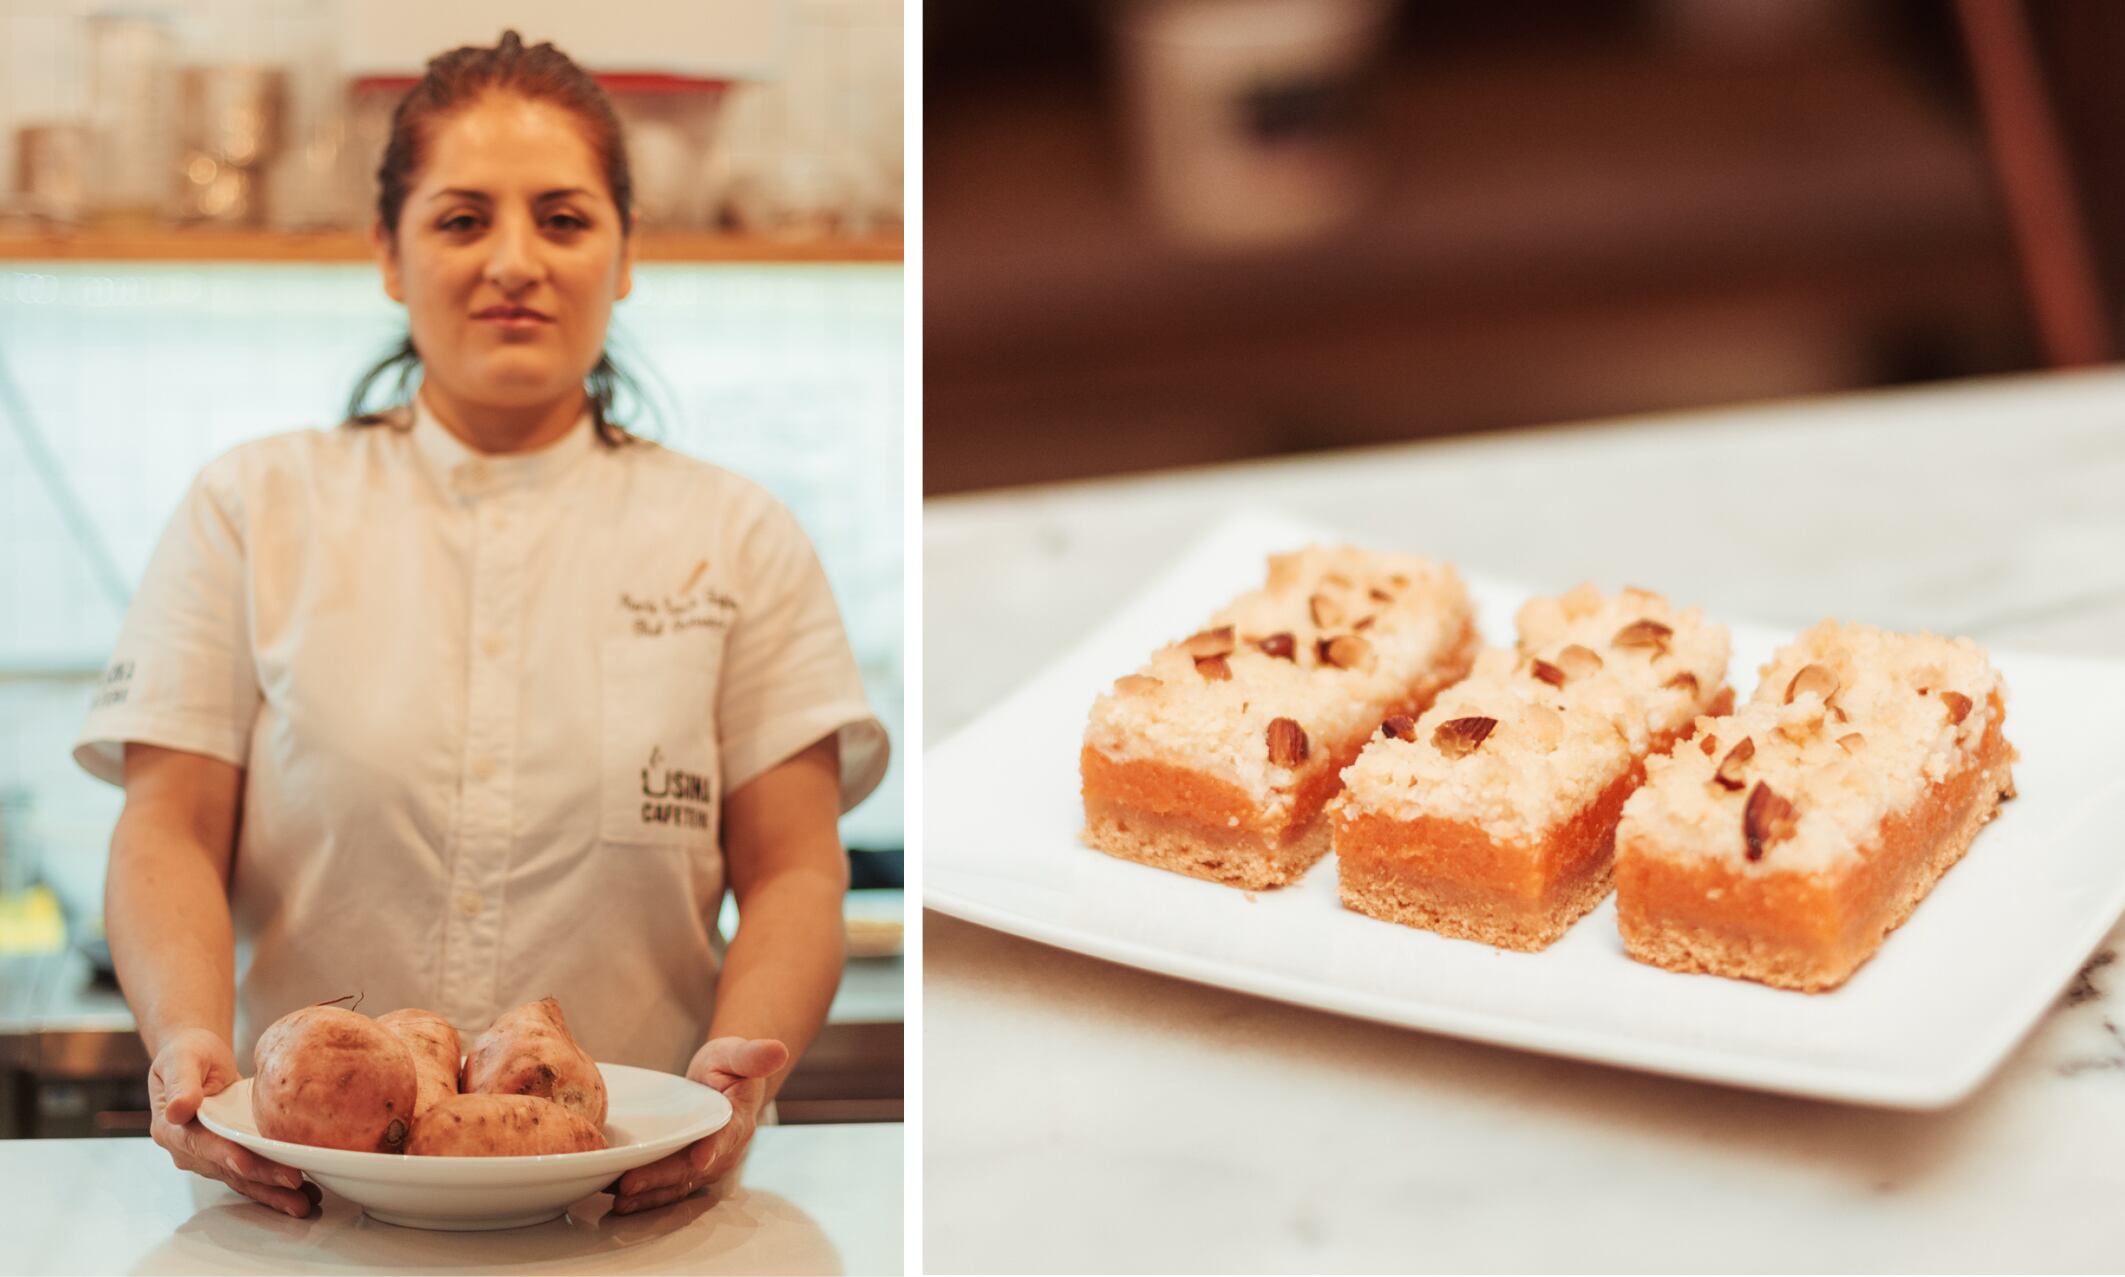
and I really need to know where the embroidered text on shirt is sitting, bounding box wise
[617,587,738,638]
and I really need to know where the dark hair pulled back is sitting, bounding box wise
[346,29,640,446]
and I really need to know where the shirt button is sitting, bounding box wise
[481,632,505,658]
[455,889,482,919]
[471,757,496,781]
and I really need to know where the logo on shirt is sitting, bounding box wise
[618,559,738,639]
[639,745,715,831]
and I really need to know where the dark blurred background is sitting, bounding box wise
[926,0,2124,493]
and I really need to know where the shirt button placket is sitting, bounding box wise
[449,483,524,1021]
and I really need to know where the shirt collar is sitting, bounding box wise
[408,391,598,499]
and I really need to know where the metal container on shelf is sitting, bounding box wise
[13,124,89,223]
[343,79,403,230]
[253,0,346,233]
[609,77,731,231]
[83,10,178,225]
[172,65,288,225]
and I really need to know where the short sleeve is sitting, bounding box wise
[716,500,888,812]
[73,462,260,787]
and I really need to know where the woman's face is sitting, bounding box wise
[378,93,633,419]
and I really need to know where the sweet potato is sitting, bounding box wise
[251,1005,417,1153]
[375,1008,461,1119]
[405,1093,607,1156]
[461,997,607,1127]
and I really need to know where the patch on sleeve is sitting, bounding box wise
[91,660,135,709]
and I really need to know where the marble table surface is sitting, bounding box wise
[921,368,2125,1273]
[0,1123,902,1275]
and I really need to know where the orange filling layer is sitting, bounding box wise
[1615,692,2011,985]
[1333,701,1724,932]
[1081,695,1437,851]
[1337,752,1648,923]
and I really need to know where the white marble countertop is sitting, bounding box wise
[922,368,2125,1273]
[0,1123,902,1276]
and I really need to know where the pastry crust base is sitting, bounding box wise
[1332,692,1730,950]
[1082,799,1336,891]
[1614,693,2014,992]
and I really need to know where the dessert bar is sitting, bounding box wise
[1335,585,1733,949]
[1081,546,1478,889]
[1614,620,2015,991]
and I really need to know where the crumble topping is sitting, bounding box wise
[1618,620,2006,874]
[1085,545,1476,814]
[1338,584,1731,840]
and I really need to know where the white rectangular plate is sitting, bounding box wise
[925,511,2125,1108]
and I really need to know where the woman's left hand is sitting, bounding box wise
[607,1036,791,1215]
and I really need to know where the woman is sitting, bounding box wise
[72,33,887,1219]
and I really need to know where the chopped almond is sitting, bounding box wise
[1743,781,1796,861]
[1321,634,1373,671]
[1776,716,1818,747]
[1784,663,1840,705]
[1556,644,1605,679]
[1714,737,1754,791]
[1433,716,1499,759]
[1181,626,1236,659]
[1267,717,1309,767]
[1611,619,1674,655]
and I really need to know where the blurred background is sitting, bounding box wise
[1,0,902,1136]
[926,0,2116,492]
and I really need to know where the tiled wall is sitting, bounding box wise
[0,261,903,904]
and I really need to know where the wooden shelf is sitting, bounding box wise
[0,226,902,264]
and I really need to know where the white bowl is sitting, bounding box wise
[197,1062,732,1231]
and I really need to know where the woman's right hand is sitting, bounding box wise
[149,1028,318,1218]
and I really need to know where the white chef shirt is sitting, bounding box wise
[74,397,888,1073]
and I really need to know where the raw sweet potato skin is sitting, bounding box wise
[460,997,608,1127]
[375,1008,462,1120]
[251,1006,417,1153]
[405,1093,607,1156]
